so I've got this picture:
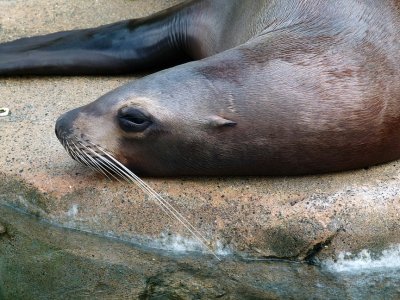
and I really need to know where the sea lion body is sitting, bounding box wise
[2,0,400,176]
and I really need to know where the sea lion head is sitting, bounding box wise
[55,68,238,176]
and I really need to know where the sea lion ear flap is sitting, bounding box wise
[207,115,237,128]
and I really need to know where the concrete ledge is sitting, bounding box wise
[1,0,399,261]
[5,204,390,299]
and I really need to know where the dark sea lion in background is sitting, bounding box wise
[1,0,400,176]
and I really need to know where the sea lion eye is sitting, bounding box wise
[118,107,152,132]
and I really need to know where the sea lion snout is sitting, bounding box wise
[55,107,81,141]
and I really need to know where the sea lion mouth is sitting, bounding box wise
[56,132,127,181]
[55,109,131,180]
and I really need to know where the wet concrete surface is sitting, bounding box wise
[0,0,399,267]
[2,204,400,299]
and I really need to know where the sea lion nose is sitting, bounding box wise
[55,108,81,140]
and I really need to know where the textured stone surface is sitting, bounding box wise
[2,204,399,299]
[0,0,399,265]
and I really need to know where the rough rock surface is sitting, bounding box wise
[1,0,399,278]
[3,205,400,299]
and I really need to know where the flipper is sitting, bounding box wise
[0,2,199,76]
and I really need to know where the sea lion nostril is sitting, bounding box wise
[55,117,67,141]
[55,126,60,139]
[54,118,66,141]
[55,107,82,140]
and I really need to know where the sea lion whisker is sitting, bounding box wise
[63,139,76,159]
[96,161,122,182]
[95,155,134,183]
[80,144,125,183]
[83,153,114,180]
[66,137,125,181]
[70,140,113,180]
[99,159,179,215]
[91,144,214,245]
[69,143,87,166]
[90,150,178,206]
[97,161,125,183]
[70,143,101,174]
[64,140,80,162]
[70,139,193,233]
[68,140,94,166]
[93,145,220,260]
[73,139,129,182]
[77,136,146,181]
[86,150,219,259]
[66,141,87,167]
[66,137,219,259]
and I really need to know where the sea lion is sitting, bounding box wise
[1,0,400,176]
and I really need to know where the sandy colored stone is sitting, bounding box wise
[0,0,399,261]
